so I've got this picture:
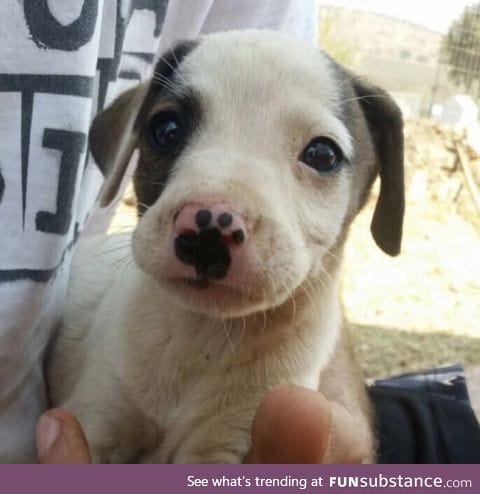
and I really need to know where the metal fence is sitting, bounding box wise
[438,3,480,102]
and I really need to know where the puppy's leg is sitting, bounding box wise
[52,361,161,465]
[163,402,260,464]
[319,325,376,463]
[60,394,160,463]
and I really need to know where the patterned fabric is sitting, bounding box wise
[0,0,170,463]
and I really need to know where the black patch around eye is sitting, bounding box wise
[132,40,201,216]
[134,94,199,216]
[300,137,344,173]
[134,40,199,130]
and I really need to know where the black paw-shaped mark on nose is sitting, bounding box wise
[196,209,233,231]
[195,209,212,229]
[217,212,233,228]
[175,226,231,280]
[194,209,244,245]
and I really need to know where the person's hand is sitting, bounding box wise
[245,386,332,463]
[246,386,370,463]
[36,386,361,464]
[36,408,91,464]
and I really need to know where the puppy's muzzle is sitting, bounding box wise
[174,203,247,280]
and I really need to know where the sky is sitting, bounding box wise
[321,0,478,33]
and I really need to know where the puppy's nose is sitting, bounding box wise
[174,204,247,280]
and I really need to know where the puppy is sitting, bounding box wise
[47,30,404,463]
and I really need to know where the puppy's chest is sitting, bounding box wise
[123,321,243,419]
[122,312,331,425]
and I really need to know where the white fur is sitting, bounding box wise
[48,31,373,464]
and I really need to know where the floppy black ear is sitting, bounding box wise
[89,40,198,207]
[353,79,405,256]
[89,83,148,207]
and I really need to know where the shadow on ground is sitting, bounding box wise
[350,323,480,379]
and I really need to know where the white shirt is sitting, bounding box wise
[0,0,316,462]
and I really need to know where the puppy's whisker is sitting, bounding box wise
[151,75,179,94]
[151,73,186,98]
[135,201,153,214]
[267,272,281,306]
[233,316,247,352]
[151,75,178,93]
[328,246,344,265]
[296,279,317,311]
[341,94,388,105]
[112,209,139,217]
[156,53,178,77]
[285,282,297,325]
[94,244,130,257]
[221,318,237,360]
[317,264,334,286]
[151,69,178,85]
[158,50,189,87]
[135,180,168,188]
[108,225,136,233]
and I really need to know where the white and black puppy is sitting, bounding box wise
[47,30,404,464]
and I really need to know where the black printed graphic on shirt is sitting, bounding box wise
[36,129,87,235]
[132,0,168,37]
[24,0,99,51]
[0,168,4,205]
[0,0,168,283]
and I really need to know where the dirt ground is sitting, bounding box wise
[111,118,480,404]
[342,119,480,381]
[343,188,480,378]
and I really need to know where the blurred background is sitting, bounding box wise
[317,1,480,395]
[111,1,480,401]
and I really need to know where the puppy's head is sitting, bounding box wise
[90,31,404,317]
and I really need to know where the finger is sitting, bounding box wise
[245,386,332,464]
[36,408,91,464]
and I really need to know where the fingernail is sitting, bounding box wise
[36,413,62,459]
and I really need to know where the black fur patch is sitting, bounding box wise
[154,41,198,82]
[133,40,200,215]
[175,228,231,280]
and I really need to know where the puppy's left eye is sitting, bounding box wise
[149,112,183,150]
[300,137,343,173]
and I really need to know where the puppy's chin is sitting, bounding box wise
[151,273,296,319]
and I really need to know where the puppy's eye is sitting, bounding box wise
[300,137,343,173]
[149,112,183,149]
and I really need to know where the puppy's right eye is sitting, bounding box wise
[149,112,183,150]
[300,137,343,173]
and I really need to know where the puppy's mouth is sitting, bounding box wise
[177,276,244,295]
[164,275,271,318]
[184,277,211,289]
[165,275,256,304]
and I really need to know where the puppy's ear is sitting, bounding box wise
[89,83,148,207]
[353,79,405,256]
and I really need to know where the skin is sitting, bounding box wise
[37,386,359,464]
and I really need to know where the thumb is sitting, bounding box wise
[36,409,91,464]
[246,386,332,464]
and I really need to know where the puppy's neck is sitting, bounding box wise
[175,255,340,358]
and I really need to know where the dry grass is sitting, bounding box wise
[342,119,480,379]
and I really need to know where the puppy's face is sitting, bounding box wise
[90,31,404,318]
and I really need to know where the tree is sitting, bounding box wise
[318,8,361,68]
[442,3,480,98]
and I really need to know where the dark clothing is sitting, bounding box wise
[370,364,480,463]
